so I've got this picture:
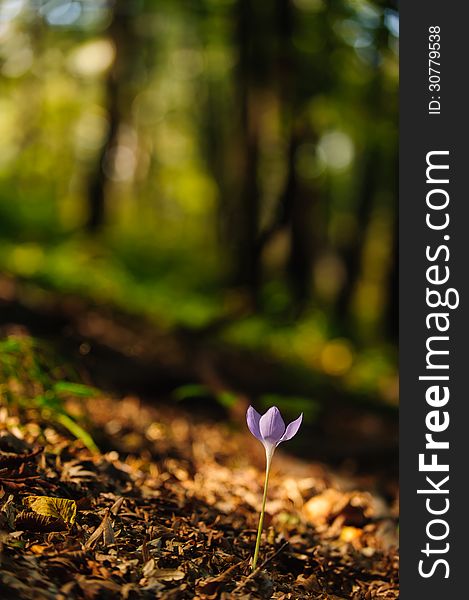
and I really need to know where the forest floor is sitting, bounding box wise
[0,280,399,600]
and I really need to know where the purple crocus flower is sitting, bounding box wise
[246,405,302,571]
[247,405,303,465]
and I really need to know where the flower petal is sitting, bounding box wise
[246,405,263,442]
[278,413,303,444]
[259,406,285,445]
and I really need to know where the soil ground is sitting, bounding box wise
[0,280,399,599]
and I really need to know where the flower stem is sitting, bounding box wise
[251,456,272,571]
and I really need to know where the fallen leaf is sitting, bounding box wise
[85,509,111,548]
[0,448,42,469]
[303,489,371,527]
[29,544,48,554]
[24,496,77,524]
[103,513,115,546]
[152,568,185,581]
[340,526,363,543]
[196,561,242,598]
[15,510,67,532]
[142,560,185,582]
[303,489,344,524]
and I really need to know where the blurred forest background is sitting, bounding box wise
[0,0,398,413]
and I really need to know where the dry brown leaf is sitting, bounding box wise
[151,568,185,581]
[303,489,371,528]
[110,496,124,515]
[85,509,112,548]
[303,489,345,524]
[196,561,241,598]
[0,447,42,469]
[103,513,116,546]
[15,510,68,532]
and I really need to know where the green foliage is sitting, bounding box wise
[173,384,237,409]
[0,335,98,452]
[173,384,210,402]
[0,237,222,329]
[0,0,399,408]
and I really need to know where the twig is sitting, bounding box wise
[233,541,289,593]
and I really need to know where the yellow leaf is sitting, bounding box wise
[24,496,77,524]
[340,526,363,542]
[29,544,48,555]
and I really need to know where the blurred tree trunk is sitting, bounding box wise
[86,69,119,231]
[194,0,231,244]
[231,0,262,299]
[202,79,230,241]
[336,144,379,324]
[276,0,316,310]
[335,18,388,329]
[287,168,316,309]
[86,0,137,232]
[385,154,399,341]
